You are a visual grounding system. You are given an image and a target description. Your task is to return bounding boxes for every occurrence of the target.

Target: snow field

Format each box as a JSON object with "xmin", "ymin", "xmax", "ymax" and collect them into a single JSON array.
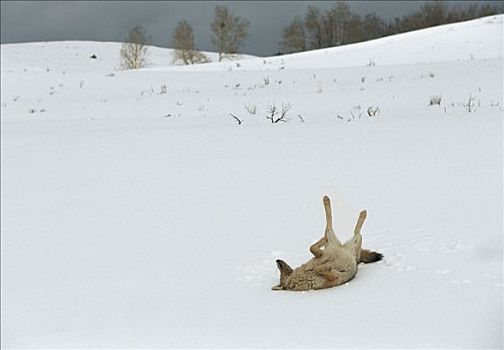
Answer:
[{"xmin": 1, "ymin": 15, "xmax": 503, "ymax": 348}]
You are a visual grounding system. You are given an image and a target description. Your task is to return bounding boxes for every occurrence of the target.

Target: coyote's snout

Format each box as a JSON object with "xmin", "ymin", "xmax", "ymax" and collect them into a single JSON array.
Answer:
[{"xmin": 272, "ymin": 196, "xmax": 382, "ymax": 291}]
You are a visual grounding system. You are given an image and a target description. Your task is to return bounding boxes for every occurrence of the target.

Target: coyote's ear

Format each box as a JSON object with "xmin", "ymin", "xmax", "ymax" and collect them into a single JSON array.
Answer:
[
  {"xmin": 275, "ymin": 259, "xmax": 293, "ymax": 290},
  {"xmin": 276, "ymin": 259, "xmax": 293, "ymax": 276}
]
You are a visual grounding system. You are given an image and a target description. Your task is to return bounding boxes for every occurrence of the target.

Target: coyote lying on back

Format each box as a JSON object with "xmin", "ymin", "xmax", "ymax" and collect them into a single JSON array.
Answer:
[{"xmin": 272, "ymin": 196, "xmax": 382, "ymax": 291}]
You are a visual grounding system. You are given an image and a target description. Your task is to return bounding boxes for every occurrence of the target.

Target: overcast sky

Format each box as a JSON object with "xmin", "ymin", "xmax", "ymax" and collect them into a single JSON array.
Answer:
[{"xmin": 1, "ymin": 1, "xmax": 499, "ymax": 56}]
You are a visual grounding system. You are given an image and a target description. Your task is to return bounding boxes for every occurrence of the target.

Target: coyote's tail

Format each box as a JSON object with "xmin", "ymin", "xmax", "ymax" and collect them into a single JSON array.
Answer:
[{"xmin": 359, "ymin": 249, "xmax": 383, "ymax": 263}]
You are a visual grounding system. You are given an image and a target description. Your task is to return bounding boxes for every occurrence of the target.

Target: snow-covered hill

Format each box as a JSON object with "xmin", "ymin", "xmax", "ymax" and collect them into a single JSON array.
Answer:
[
  {"xmin": 0, "ymin": 40, "xmax": 257, "ymax": 73},
  {"xmin": 1, "ymin": 15, "xmax": 503, "ymax": 348}
]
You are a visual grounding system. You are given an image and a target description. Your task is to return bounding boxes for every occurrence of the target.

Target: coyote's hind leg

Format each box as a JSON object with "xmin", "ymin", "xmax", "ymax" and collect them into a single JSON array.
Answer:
[
  {"xmin": 344, "ymin": 210, "xmax": 366, "ymax": 259},
  {"xmin": 354, "ymin": 210, "xmax": 367, "ymax": 236},
  {"xmin": 314, "ymin": 263, "xmax": 340, "ymax": 283},
  {"xmin": 319, "ymin": 271, "xmax": 339, "ymax": 282},
  {"xmin": 310, "ymin": 196, "xmax": 341, "ymax": 257},
  {"xmin": 323, "ymin": 196, "xmax": 341, "ymax": 245}
]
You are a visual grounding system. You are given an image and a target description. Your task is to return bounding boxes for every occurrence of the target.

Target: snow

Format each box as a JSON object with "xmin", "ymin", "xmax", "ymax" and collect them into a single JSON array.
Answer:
[{"xmin": 1, "ymin": 15, "xmax": 503, "ymax": 348}]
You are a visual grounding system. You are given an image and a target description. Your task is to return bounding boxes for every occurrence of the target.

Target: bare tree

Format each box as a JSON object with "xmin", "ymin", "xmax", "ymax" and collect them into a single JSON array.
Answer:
[
  {"xmin": 345, "ymin": 13, "xmax": 363, "ymax": 44},
  {"xmin": 120, "ymin": 25, "xmax": 150, "ymax": 70},
  {"xmin": 172, "ymin": 20, "xmax": 210, "ymax": 65},
  {"xmin": 324, "ymin": 1, "xmax": 352, "ymax": 46},
  {"xmin": 361, "ymin": 13, "xmax": 386, "ymax": 41},
  {"xmin": 304, "ymin": 5, "xmax": 324, "ymax": 49},
  {"xmin": 281, "ymin": 17, "xmax": 306, "ymax": 54},
  {"xmin": 210, "ymin": 6, "xmax": 249, "ymax": 61},
  {"xmin": 419, "ymin": 0, "xmax": 448, "ymax": 28}
]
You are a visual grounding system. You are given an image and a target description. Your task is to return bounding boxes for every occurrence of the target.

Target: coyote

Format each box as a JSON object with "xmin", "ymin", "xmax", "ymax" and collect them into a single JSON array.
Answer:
[{"xmin": 272, "ymin": 196, "xmax": 382, "ymax": 291}]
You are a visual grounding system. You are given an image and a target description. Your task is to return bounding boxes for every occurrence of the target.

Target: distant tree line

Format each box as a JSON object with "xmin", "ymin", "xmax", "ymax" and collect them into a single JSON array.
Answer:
[
  {"xmin": 281, "ymin": 0, "xmax": 503, "ymax": 54},
  {"xmin": 120, "ymin": 1, "xmax": 502, "ymax": 69}
]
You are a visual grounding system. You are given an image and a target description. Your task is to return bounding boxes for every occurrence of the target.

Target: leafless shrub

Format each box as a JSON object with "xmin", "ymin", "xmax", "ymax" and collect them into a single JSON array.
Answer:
[
  {"xmin": 350, "ymin": 109, "xmax": 362, "ymax": 120},
  {"xmin": 429, "ymin": 95, "xmax": 442, "ymax": 106},
  {"xmin": 367, "ymin": 59, "xmax": 376, "ymax": 67},
  {"xmin": 279, "ymin": 102, "xmax": 292, "ymax": 122},
  {"xmin": 159, "ymin": 85, "xmax": 168, "ymax": 95},
  {"xmin": 164, "ymin": 113, "xmax": 181, "ymax": 118},
  {"xmin": 230, "ymin": 113, "xmax": 243, "ymax": 125},
  {"xmin": 459, "ymin": 94, "xmax": 478, "ymax": 113},
  {"xmin": 266, "ymin": 102, "xmax": 291, "ymax": 123},
  {"xmin": 140, "ymin": 86, "xmax": 155, "ymax": 96},
  {"xmin": 244, "ymin": 103, "xmax": 257, "ymax": 115},
  {"xmin": 263, "ymin": 76, "xmax": 270, "ymax": 85},
  {"xmin": 266, "ymin": 103, "xmax": 278, "ymax": 122},
  {"xmin": 367, "ymin": 106, "xmax": 380, "ymax": 117}
]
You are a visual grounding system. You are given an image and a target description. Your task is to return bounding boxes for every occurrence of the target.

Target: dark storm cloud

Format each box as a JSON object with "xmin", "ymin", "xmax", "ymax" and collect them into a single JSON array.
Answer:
[{"xmin": 0, "ymin": 1, "xmax": 498, "ymax": 56}]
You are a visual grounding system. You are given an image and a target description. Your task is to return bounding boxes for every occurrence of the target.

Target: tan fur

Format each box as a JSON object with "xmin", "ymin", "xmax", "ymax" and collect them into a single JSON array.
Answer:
[{"xmin": 272, "ymin": 196, "xmax": 382, "ymax": 291}]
